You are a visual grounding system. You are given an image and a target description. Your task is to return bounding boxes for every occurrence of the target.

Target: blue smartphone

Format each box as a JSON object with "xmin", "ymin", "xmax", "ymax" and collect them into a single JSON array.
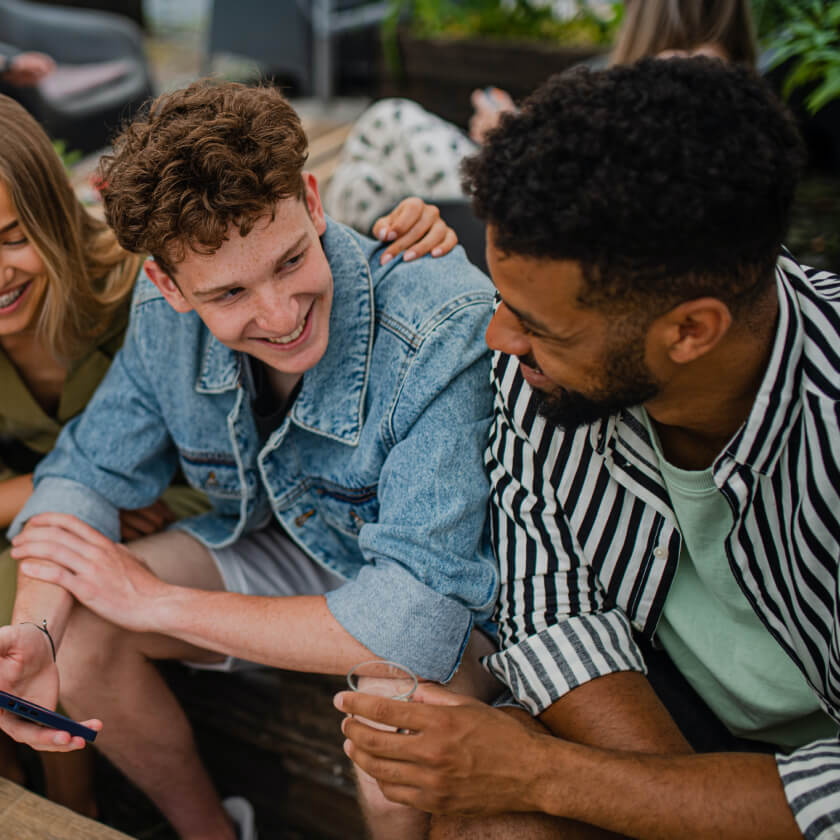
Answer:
[{"xmin": 0, "ymin": 689, "xmax": 97, "ymax": 742}]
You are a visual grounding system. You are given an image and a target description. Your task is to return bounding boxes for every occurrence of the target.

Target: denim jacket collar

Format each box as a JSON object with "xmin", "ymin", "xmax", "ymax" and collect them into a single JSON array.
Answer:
[{"xmin": 194, "ymin": 218, "xmax": 374, "ymax": 445}]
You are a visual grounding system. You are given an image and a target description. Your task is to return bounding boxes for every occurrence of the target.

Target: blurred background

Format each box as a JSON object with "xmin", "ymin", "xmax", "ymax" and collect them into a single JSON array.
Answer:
[{"xmin": 1, "ymin": 0, "xmax": 836, "ymax": 268}]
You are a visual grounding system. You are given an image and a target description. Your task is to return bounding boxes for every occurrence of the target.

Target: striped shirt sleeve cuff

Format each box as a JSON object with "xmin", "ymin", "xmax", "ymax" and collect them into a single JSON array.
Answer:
[
  {"xmin": 776, "ymin": 738, "xmax": 840, "ymax": 839},
  {"xmin": 483, "ymin": 608, "xmax": 646, "ymax": 714}
]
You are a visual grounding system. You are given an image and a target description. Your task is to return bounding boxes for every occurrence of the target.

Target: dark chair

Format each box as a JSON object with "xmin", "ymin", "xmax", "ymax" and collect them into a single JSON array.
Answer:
[
  {"xmin": 204, "ymin": 0, "xmax": 388, "ymax": 100},
  {"xmin": 0, "ymin": 0, "xmax": 153, "ymax": 153}
]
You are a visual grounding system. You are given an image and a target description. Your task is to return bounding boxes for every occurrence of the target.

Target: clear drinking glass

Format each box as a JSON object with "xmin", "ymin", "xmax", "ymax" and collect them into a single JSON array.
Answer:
[{"xmin": 346, "ymin": 659, "xmax": 418, "ymax": 731}]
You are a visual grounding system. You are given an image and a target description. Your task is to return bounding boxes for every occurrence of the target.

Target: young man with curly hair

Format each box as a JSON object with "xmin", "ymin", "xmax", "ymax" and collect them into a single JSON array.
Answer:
[
  {"xmin": 0, "ymin": 81, "xmax": 499, "ymax": 840},
  {"xmin": 337, "ymin": 58, "xmax": 840, "ymax": 839}
]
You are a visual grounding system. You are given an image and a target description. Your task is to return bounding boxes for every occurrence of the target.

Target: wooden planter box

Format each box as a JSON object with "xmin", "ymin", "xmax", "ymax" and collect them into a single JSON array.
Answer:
[{"xmin": 381, "ymin": 30, "xmax": 607, "ymax": 129}]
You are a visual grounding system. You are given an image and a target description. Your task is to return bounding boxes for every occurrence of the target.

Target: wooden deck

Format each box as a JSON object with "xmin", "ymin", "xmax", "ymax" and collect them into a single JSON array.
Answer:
[{"xmin": 0, "ymin": 777, "xmax": 134, "ymax": 840}]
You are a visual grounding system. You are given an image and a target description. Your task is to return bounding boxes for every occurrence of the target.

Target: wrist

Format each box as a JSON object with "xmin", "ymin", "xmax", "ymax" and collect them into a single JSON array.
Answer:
[
  {"xmin": 530, "ymin": 732, "xmax": 583, "ymax": 819},
  {"xmin": 18, "ymin": 620, "xmax": 57, "ymax": 663},
  {"xmin": 144, "ymin": 581, "xmax": 189, "ymax": 636}
]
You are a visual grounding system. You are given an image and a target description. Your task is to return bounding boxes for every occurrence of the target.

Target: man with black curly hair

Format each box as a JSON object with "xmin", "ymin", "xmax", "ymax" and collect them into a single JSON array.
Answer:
[{"xmin": 338, "ymin": 58, "xmax": 840, "ymax": 839}]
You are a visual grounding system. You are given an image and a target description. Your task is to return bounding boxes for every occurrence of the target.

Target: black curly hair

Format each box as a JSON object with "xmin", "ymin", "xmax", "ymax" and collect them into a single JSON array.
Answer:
[{"xmin": 462, "ymin": 57, "xmax": 805, "ymax": 317}]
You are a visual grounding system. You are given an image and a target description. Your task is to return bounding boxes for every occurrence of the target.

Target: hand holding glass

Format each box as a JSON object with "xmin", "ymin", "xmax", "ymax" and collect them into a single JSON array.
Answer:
[{"xmin": 346, "ymin": 659, "xmax": 417, "ymax": 731}]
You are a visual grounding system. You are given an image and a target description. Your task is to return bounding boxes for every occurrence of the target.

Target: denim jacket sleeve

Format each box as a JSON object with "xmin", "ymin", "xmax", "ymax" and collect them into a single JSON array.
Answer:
[
  {"xmin": 326, "ymin": 294, "xmax": 499, "ymax": 683},
  {"xmin": 9, "ymin": 306, "xmax": 179, "ymax": 541}
]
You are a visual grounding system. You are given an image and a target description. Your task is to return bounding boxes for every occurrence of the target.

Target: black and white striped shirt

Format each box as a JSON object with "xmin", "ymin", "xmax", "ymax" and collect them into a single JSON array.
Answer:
[{"xmin": 484, "ymin": 252, "xmax": 840, "ymax": 839}]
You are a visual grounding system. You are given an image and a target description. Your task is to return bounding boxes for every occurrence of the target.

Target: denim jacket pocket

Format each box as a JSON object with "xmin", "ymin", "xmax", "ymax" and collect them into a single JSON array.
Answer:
[
  {"xmin": 178, "ymin": 448, "xmax": 242, "ymax": 506},
  {"xmin": 314, "ymin": 481, "xmax": 379, "ymax": 538}
]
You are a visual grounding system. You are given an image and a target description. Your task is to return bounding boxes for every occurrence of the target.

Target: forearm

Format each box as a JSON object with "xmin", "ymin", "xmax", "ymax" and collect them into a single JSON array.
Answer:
[
  {"xmin": 0, "ymin": 473, "xmax": 33, "ymax": 528},
  {"xmin": 537, "ymin": 741, "xmax": 800, "ymax": 840},
  {"xmin": 154, "ymin": 588, "xmax": 375, "ymax": 673}
]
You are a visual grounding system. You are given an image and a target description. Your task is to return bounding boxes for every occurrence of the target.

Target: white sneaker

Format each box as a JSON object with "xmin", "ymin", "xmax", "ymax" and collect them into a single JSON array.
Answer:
[{"xmin": 223, "ymin": 796, "xmax": 258, "ymax": 840}]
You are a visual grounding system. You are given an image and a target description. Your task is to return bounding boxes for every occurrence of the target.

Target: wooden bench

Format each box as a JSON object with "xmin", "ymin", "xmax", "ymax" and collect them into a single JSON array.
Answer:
[{"xmin": 93, "ymin": 666, "xmax": 366, "ymax": 839}]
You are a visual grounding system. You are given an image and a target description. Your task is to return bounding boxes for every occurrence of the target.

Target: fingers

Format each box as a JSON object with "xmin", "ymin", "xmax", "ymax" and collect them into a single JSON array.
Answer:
[
  {"xmin": 341, "ymin": 715, "xmax": 417, "ymax": 760},
  {"xmin": 119, "ymin": 500, "xmax": 175, "ymax": 540},
  {"xmin": 22, "ymin": 513, "xmax": 114, "ymax": 551},
  {"xmin": 412, "ymin": 682, "xmax": 473, "ymax": 706},
  {"xmin": 382, "ymin": 208, "xmax": 457, "ymax": 265},
  {"xmin": 12, "ymin": 524, "xmax": 104, "ymax": 573},
  {"xmin": 373, "ymin": 196, "xmax": 424, "ymax": 243},
  {"xmin": 334, "ymin": 690, "xmax": 429, "ymax": 730},
  {"xmin": 0, "ymin": 710, "xmax": 92, "ymax": 753}
]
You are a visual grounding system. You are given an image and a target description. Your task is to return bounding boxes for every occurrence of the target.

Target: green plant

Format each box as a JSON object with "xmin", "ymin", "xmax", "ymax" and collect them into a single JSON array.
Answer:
[
  {"xmin": 755, "ymin": 0, "xmax": 840, "ymax": 114},
  {"xmin": 52, "ymin": 139, "xmax": 83, "ymax": 173},
  {"xmin": 383, "ymin": 0, "xmax": 622, "ymax": 72}
]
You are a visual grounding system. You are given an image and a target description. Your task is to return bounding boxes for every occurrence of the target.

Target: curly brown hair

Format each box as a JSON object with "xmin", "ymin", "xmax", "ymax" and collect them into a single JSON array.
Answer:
[{"xmin": 99, "ymin": 80, "xmax": 309, "ymax": 275}]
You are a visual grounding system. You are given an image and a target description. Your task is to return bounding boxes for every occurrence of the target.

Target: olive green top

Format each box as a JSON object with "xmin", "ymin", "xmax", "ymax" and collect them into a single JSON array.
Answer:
[{"xmin": 0, "ymin": 302, "xmax": 130, "ymax": 471}]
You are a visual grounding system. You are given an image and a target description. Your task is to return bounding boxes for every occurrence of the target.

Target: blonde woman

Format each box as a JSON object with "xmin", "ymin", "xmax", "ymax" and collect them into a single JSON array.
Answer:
[
  {"xmin": 0, "ymin": 92, "xmax": 455, "ymax": 816},
  {"xmin": 326, "ymin": 0, "xmax": 758, "ymax": 233}
]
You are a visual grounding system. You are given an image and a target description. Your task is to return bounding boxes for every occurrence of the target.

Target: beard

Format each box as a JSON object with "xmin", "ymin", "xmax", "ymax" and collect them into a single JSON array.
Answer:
[{"xmin": 527, "ymin": 336, "xmax": 660, "ymax": 431}]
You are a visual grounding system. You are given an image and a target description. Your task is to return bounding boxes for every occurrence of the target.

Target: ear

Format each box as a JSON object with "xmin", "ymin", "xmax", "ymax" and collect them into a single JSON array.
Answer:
[
  {"xmin": 654, "ymin": 298, "xmax": 733, "ymax": 365},
  {"xmin": 302, "ymin": 171, "xmax": 327, "ymax": 236},
  {"xmin": 144, "ymin": 259, "xmax": 193, "ymax": 314}
]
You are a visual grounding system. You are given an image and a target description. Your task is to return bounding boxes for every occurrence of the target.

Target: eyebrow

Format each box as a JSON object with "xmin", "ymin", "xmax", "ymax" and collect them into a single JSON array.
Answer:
[
  {"xmin": 502, "ymin": 298, "xmax": 555, "ymax": 334},
  {"xmin": 192, "ymin": 233, "xmax": 309, "ymax": 300},
  {"xmin": 0, "ymin": 220, "xmax": 20, "ymax": 235}
]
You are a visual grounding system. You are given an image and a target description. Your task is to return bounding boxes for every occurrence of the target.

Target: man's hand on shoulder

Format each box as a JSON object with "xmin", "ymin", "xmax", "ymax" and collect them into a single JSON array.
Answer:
[
  {"xmin": 12, "ymin": 513, "xmax": 171, "ymax": 634},
  {"xmin": 372, "ymin": 197, "xmax": 457, "ymax": 266}
]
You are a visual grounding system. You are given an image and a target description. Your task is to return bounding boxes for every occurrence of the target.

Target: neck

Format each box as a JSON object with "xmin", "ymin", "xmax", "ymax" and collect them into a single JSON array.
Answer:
[
  {"xmin": 0, "ymin": 329, "xmax": 67, "ymax": 413},
  {"xmin": 648, "ymin": 294, "xmax": 779, "ymax": 470},
  {"xmin": 264, "ymin": 365, "xmax": 303, "ymax": 406}
]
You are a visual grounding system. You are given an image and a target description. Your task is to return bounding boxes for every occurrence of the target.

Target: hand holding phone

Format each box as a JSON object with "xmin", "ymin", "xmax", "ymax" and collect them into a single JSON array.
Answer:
[{"xmin": 0, "ymin": 689, "xmax": 97, "ymax": 742}]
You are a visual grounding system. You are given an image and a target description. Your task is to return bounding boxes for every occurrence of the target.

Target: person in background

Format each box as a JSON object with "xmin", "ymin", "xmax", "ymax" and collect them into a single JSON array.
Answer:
[
  {"xmin": 0, "ymin": 47, "xmax": 53, "ymax": 88},
  {"xmin": 325, "ymin": 0, "xmax": 757, "ymax": 234},
  {"xmin": 0, "ymin": 90, "xmax": 456, "ymax": 823}
]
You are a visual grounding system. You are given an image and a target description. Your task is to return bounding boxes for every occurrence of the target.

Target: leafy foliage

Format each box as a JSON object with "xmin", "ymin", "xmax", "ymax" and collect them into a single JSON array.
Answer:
[
  {"xmin": 385, "ymin": 0, "xmax": 621, "ymax": 48},
  {"xmin": 755, "ymin": 0, "xmax": 840, "ymax": 114},
  {"xmin": 52, "ymin": 139, "xmax": 82, "ymax": 172}
]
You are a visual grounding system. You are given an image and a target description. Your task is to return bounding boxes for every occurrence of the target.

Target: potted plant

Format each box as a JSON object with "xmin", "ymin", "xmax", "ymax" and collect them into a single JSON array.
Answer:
[{"xmin": 381, "ymin": 0, "xmax": 621, "ymax": 128}]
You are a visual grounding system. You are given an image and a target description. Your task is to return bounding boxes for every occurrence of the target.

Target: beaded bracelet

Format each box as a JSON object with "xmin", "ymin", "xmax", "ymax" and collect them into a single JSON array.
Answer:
[{"xmin": 19, "ymin": 619, "xmax": 57, "ymax": 662}]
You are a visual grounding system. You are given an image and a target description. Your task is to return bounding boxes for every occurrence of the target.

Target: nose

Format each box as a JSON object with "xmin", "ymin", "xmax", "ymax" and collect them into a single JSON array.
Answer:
[
  {"xmin": 253, "ymin": 285, "xmax": 303, "ymax": 335},
  {"xmin": 485, "ymin": 303, "xmax": 531, "ymax": 357}
]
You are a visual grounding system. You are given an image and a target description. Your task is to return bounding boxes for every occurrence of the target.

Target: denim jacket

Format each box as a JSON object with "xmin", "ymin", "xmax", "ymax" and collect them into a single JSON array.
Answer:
[{"xmin": 12, "ymin": 219, "xmax": 498, "ymax": 681}]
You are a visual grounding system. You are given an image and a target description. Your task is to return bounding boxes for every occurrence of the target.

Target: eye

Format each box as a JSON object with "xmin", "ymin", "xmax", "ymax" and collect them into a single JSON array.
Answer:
[
  {"xmin": 218, "ymin": 287, "xmax": 244, "ymax": 302},
  {"xmin": 2, "ymin": 236, "xmax": 27, "ymax": 247},
  {"xmin": 281, "ymin": 252, "xmax": 304, "ymax": 271}
]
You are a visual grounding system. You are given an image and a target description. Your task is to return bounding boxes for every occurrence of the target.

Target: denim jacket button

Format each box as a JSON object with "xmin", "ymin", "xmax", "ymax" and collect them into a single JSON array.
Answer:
[{"xmin": 294, "ymin": 509, "xmax": 316, "ymax": 527}]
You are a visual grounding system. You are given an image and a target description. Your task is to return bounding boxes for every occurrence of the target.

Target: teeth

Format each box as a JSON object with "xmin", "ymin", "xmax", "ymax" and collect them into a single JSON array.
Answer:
[
  {"xmin": 266, "ymin": 315, "xmax": 306, "ymax": 345},
  {"xmin": 0, "ymin": 284, "xmax": 26, "ymax": 309}
]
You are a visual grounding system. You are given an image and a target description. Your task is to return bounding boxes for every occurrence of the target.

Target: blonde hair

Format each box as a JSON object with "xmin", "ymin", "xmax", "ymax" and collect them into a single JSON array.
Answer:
[
  {"xmin": 0, "ymin": 95, "xmax": 142, "ymax": 361},
  {"xmin": 611, "ymin": 0, "xmax": 757, "ymax": 68}
]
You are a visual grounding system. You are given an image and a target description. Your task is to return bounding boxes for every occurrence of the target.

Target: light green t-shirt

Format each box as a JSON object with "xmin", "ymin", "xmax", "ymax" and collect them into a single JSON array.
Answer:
[{"xmin": 642, "ymin": 410, "xmax": 836, "ymax": 750}]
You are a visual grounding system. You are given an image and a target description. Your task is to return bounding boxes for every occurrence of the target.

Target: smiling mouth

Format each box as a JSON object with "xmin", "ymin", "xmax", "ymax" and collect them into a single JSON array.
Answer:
[
  {"xmin": 264, "ymin": 308, "xmax": 310, "ymax": 345},
  {"xmin": 519, "ymin": 354, "xmax": 543, "ymax": 374},
  {"xmin": 0, "ymin": 281, "xmax": 30, "ymax": 309}
]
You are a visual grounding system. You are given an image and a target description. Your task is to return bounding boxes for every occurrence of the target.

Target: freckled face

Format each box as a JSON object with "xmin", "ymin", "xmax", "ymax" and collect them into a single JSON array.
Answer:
[
  {"xmin": 156, "ymin": 175, "xmax": 333, "ymax": 382},
  {"xmin": 483, "ymin": 227, "xmax": 660, "ymax": 429},
  {"xmin": 0, "ymin": 182, "xmax": 48, "ymax": 337}
]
